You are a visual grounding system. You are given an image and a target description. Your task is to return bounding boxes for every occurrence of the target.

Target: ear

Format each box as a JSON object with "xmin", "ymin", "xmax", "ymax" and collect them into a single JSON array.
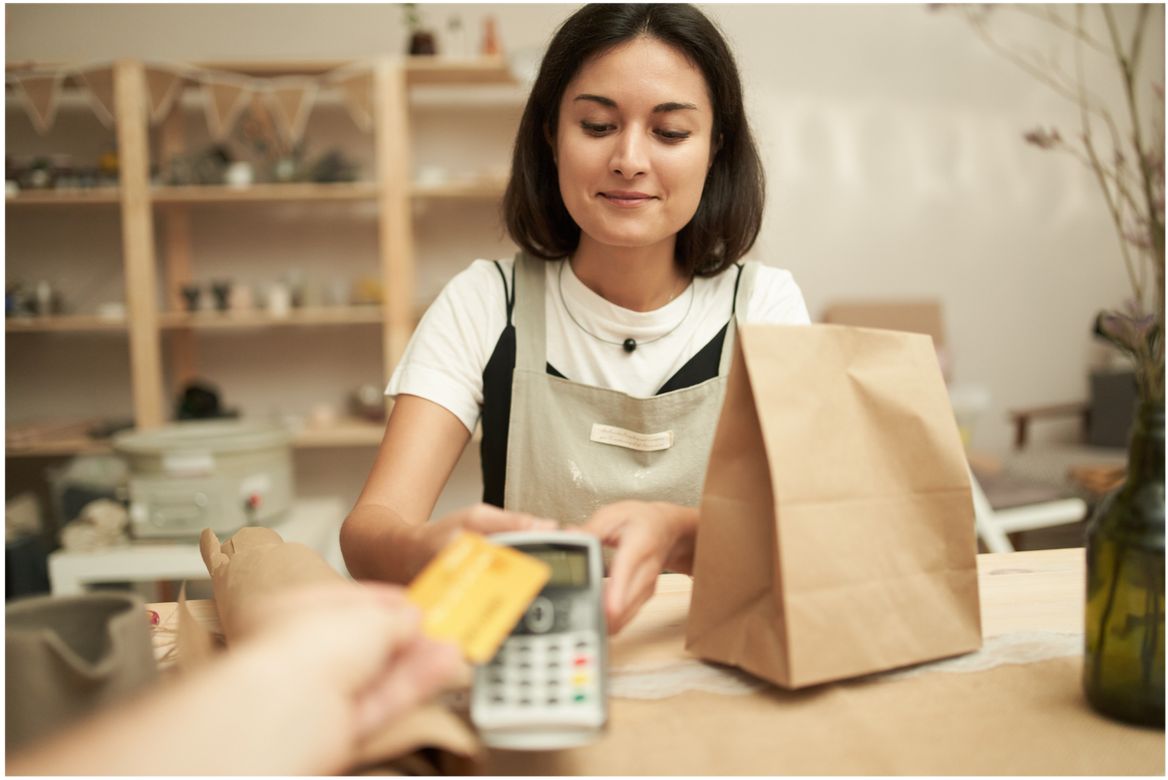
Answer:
[{"xmin": 544, "ymin": 122, "xmax": 558, "ymax": 165}]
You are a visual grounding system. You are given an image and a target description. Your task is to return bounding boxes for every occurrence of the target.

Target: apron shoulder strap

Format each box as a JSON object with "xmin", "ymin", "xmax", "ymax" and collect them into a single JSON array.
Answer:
[
  {"xmin": 719, "ymin": 261, "xmax": 762, "ymax": 376},
  {"xmin": 492, "ymin": 260, "xmax": 515, "ymax": 324},
  {"xmin": 512, "ymin": 251, "xmax": 547, "ymax": 372}
]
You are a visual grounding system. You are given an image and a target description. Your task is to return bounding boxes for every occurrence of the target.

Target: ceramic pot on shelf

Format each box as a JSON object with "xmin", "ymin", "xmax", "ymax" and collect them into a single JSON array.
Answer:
[{"xmin": 1083, "ymin": 400, "xmax": 1165, "ymax": 728}]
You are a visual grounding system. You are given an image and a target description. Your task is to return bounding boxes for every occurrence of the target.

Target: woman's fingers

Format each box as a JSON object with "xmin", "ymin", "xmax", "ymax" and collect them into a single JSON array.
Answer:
[
  {"xmin": 458, "ymin": 504, "xmax": 559, "ymax": 535},
  {"xmin": 589, "ymin": 503, "xmax": 673, "ymax": 633},
  {"xmin": 606, "ymin": 545, "xmax": 664, "ymax": 633}
]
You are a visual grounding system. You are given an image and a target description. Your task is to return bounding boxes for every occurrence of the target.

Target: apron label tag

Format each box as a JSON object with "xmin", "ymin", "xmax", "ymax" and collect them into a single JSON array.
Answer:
[{"xmin": 590, "ymin": 424, "xmax": 674, "ymax": 452}]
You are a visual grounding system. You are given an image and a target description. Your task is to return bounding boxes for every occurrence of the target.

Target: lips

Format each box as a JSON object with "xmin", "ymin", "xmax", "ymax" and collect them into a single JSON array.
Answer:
[
  {"xmin": 602, "ymin": 190, "xmax": 658, "ymax": 199},
  {"xmin": 599, "ymin": 190, "xmax": 656, "ymax": 207}
]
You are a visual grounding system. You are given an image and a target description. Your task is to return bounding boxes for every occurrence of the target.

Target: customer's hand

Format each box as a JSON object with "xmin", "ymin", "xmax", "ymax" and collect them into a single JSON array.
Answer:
[
  {"xmin": 8, "ymin": 581, "xmax": 463, "ymax": 777},
  {"xmin": 237, "ymin": 581, "xmax": 464, "ymax": 756},
  {"xmin": 578, "ymin": 501, "xmax": 699, "ymax": 634},
  {"xmin": 406, "ymin": 504, "xmax": 558, "ymax": 581}
]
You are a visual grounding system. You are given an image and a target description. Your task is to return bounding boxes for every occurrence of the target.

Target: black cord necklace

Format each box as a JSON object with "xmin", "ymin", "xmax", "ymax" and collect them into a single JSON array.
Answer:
[{"xmin": 558, "ymin": 261, "xmax": 695, "ymax": 353}]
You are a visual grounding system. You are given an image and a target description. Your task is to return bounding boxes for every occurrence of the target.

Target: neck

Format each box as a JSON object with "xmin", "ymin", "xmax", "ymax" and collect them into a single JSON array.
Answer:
[{"xmin": 570, "ymin": 236, "xmax": 687, "ymax": 312}]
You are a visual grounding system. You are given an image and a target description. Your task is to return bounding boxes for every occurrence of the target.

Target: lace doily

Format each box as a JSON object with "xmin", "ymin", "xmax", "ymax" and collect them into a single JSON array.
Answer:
[{"xmin": 609, "ymin": 629, "xmax": 1083, "ymax": 699}]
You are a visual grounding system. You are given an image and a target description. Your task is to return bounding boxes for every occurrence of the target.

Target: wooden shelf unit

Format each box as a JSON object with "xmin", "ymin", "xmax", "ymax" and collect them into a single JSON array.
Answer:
[
  {"xmin": 151, "ymin": 182, "xmax": 380, "ymax": 203},
  {"xmin": 5, "ymin": 415, "xmax": 388, "ymax": 455},
  {"xmin": 6, "ymin": 314, "xmax": 128, "ymax": 332},
  {"xmin": 411, "ymin": 176, "xmax": 509, "ymax": 199},
  {"xmin": 6, "ymin": 188, "xmax": 122, "ymax": 204},
  {"xmin": 158, "ymin": 306, "xmax": 383, "ymax": 329},
  {"xmin": 6, "ymin": 56, "xmax": 518, "ymax": 457}
]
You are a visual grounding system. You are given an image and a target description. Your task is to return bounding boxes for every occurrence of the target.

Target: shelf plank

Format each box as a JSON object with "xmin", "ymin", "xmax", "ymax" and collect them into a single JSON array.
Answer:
[
  {"xmin": 6, "ymin": 416, "xmax": 386, "ymax": 457},
  {"xmin": 6, "ymin": 314, "xmax": 128, "ymax": 332},
  {"xmin": 159, "ymin": 306, "xmax": 383, "ymax": 329},
  {"xmin": 5, "ymin": 420, "xmax": 114, "ymax": 457},
  {"xmin": 6, "ymin": 188, "xmax": 121, "ymax": 204},
  {"xmin": 152, "ymin": 182, "xmax": 380, "ymax": 203},
  {"xmin": 5, "ymin": 436, "xmax": 114, "ymax": 457},
  {"xmin": 411, "ymin": 177, "xmax": 508, "ymax": 199},
  {"xmin": 405, "ymin": 56, "xmax": 517, "ymax": 86},
  {"xmin": 294, "ymin": 417, "xmax": 385, "ymax": 448},
  {"xmin": 187, "ymin": 59, "xmax": 364, "ymax": 77}
]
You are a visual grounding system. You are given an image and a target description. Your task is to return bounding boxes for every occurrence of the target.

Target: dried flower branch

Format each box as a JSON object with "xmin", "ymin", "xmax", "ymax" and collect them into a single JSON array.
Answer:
[{"xmin": 939, "ymin": 3, "xmax": 1166, "ymax": 403}]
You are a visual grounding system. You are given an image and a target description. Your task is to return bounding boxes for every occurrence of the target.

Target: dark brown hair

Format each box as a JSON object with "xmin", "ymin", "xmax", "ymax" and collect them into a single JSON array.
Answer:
[{"xmin": 503, "ymin": 3, "xmax": 765, "ymax": 277}]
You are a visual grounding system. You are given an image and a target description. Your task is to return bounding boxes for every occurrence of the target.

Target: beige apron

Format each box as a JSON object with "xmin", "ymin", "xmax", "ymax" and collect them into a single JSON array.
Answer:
[{"xmin": 503, "ymin": 252, "xmax": 759, "ymax": 526}]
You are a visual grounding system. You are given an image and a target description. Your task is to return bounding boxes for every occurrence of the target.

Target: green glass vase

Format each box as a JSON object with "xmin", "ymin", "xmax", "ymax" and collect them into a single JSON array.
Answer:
[{"xmin": 1083, "ymin": 401, "xmax": 1165, "ymax": 728}]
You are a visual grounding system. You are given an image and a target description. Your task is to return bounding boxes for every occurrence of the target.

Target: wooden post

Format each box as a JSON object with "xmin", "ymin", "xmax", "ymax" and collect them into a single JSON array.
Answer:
[
  {"xmin": 114, "ymin": 59, "xmax": 165, "ymax": 428},
  {"xmin": 159, "ymin": 107, "xmax": 198, "ymax": 390},
  {"xmin": 373, "ymin": 57, "xmax": 414, "ymax": 414}
]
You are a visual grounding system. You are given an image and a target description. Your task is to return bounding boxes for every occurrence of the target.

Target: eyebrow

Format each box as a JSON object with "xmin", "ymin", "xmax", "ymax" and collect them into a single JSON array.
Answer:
[{"xmin": 572, "ymin": 94, "xmax": 699, "ymax": 113}]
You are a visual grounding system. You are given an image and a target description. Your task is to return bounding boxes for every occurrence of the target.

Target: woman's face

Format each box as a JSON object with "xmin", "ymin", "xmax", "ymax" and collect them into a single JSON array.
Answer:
[{"xmin": 551, "ymin": 36, "xmax": 716, "ymax": 258}]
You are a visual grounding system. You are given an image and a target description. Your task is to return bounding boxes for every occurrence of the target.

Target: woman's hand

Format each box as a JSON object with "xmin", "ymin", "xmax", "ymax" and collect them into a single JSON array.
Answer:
[
  {"xmin": 406, "ymin": 504, "xmax": 558, "ymax": 582},
  {"xmin": 342, "ymin": 395, "xmax": 559, "ymax": 584},
  {"xmin": 577, "ymin": 501, "xmax": 699, "ymax": 634}
]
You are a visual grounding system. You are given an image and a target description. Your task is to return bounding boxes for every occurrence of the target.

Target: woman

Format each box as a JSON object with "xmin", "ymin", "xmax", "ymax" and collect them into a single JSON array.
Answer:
[{"xmin": 341, "ymin": 3, "xmax": 809, "ymax": 634}]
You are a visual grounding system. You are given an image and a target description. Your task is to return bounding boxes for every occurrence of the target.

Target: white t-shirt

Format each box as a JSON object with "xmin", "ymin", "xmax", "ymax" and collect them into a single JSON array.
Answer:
[{"xmin": 388, "ymin": 257, "xmax": 811, "ymax": 434}]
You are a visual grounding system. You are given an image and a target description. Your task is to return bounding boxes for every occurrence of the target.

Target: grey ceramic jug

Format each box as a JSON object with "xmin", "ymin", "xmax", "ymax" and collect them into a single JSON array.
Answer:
[{"xmin": 6, "ymin": 592, "xmax": 158, "ymax": 752}]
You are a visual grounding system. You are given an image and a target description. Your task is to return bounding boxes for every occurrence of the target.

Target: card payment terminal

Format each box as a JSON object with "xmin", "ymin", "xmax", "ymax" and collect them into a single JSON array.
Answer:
[{"xmin": 470, "ymin": 531, "xmax": 608, "ymax": 750}]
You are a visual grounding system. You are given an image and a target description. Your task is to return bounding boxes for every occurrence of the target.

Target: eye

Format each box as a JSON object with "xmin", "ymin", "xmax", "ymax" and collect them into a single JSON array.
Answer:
[
  {"xmin": 657, "ymin": 129, "xmax": 692, "ymax": 141},
  {"xmin": 580, "ymin": 121, "xmax": 614, "ymax": 136}
]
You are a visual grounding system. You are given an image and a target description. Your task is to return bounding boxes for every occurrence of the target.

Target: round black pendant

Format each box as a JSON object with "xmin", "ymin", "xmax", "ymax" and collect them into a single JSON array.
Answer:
[{"xmin": 622, "ymin": 338, "xmax": 637, "ymax": 353}]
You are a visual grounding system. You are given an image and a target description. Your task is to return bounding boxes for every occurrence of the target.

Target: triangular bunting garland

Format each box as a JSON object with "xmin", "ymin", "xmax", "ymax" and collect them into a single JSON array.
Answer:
[
  {"xmin": 267, "ymin": 80, "xmax": 318, "ymax": 145},
  {"xmin": 14, "ymin": 73, "xmax": 64, "ymax": 134},
  {"xmin": 78, "ymin": 67, "xmax": 116, "ymax": 128},
  {"xmin": 202, "ymin": 77, "xmax": 252, "ymax": 141},
  {"xmin": 144, "ymin": 67, "xmax": 185, "ymax": 125},
  {"xmin": 8, "ymin": 60, "xmax": 377, "ymax": 139},
  {"xmin": 332, "ymin": 70, "xmax": 373, "ymax": 133}
]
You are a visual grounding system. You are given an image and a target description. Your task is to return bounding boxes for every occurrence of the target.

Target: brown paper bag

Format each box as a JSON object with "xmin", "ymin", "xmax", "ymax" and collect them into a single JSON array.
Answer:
[{"xmin": 685, "ymin": 324, "xmax": 982, "ymax": 689}]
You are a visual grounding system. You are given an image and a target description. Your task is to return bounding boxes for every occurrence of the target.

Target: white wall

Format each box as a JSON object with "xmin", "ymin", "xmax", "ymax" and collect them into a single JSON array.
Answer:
[{"xmin": 7, "ymin": 3, "xmax": 1162, "ymax": 511}]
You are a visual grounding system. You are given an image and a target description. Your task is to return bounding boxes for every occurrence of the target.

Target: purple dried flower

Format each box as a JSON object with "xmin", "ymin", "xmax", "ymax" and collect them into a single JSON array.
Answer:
[
  {"xmin": 1096, "ymin": 312, "xmax": 1138, "ymax": 352},
  {"xmin": 1024, "ymin": 127, "xmax": 1062, "ymax": 149}
]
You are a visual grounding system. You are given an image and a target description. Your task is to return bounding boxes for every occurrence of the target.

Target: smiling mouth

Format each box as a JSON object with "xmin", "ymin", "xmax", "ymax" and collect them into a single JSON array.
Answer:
[{"xmin": 599, "ymin": 192, "xmax": 656, "ymax": 206}]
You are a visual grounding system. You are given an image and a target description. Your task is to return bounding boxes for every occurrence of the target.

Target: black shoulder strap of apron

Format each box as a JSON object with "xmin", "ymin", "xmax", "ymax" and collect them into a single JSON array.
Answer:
[
  {"xmin": 494, "ymin": 260, "xmax": 515, "ymax": 323},
  {"xmin": 656, "ymin": 263, "xmax": 745, "ymax": 395},
  {"xmin": 480, "ymin": 260, "xmax": 518, "ymax": 508}
]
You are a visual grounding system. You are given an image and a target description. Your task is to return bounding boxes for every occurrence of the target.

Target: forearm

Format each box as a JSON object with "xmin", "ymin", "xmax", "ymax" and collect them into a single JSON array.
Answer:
[
  {"xmin": 9, "ymin": 642, "xmax": 352, "ymax": 776},
  {"xmin": 340, "ymin": 503, "xmax": 429, "ymax": 585}
]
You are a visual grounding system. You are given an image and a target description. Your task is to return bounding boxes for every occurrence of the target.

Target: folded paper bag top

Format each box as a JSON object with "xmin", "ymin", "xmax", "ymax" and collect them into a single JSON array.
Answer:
[
  {"xmin": 199, "ymin": 526, "xmax": 347, "ymax": 644},
  {"xmin": 685, "ymin": 324, "xmax": 983, "ymax": 689}
]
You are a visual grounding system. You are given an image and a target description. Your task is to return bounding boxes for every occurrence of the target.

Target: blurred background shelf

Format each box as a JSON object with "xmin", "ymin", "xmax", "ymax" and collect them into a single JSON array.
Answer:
[
  {"xmin": 7, "ymin": 315, "xmax": 128, "ymax": 332},
  {"xmin": 5, "ymin": 416, "xmax": 386, "ymax": 455},
  {"xmin": 292, "ymin": 416, "xmax": 385, "ymax": 448},
  {"xmin": 404, "ymin": 55, "xmax": 515, "ymax": 85},
  {"xmin": 6, "ymin": 187, "xmax": 121, "ymax": 204},
  {"xmin": 5, "ymin": 420, "xmax": 116, "ymax": 457},
  {"xmin": 151, "ymin": 182, "xmax": 380, "ymax": 203},
  {"xmin": 158, "ymin": 306, "xmax": 383, "ymax": 329},
  {"xmin": 411, "ymin": 176, "xmax": 508, "ymax": 199}
]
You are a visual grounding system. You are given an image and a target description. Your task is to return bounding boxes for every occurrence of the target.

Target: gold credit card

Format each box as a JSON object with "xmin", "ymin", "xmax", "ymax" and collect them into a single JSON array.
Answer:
[{"xmin": 406, "ymin": 531, "xmax": 552, "ymax": 664}]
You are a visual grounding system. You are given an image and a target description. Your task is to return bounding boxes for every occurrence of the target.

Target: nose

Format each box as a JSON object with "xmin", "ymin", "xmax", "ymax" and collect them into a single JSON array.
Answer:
[{"xmin": 610, "ymin": 130, "xmax": 648, "ymax": 179}]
